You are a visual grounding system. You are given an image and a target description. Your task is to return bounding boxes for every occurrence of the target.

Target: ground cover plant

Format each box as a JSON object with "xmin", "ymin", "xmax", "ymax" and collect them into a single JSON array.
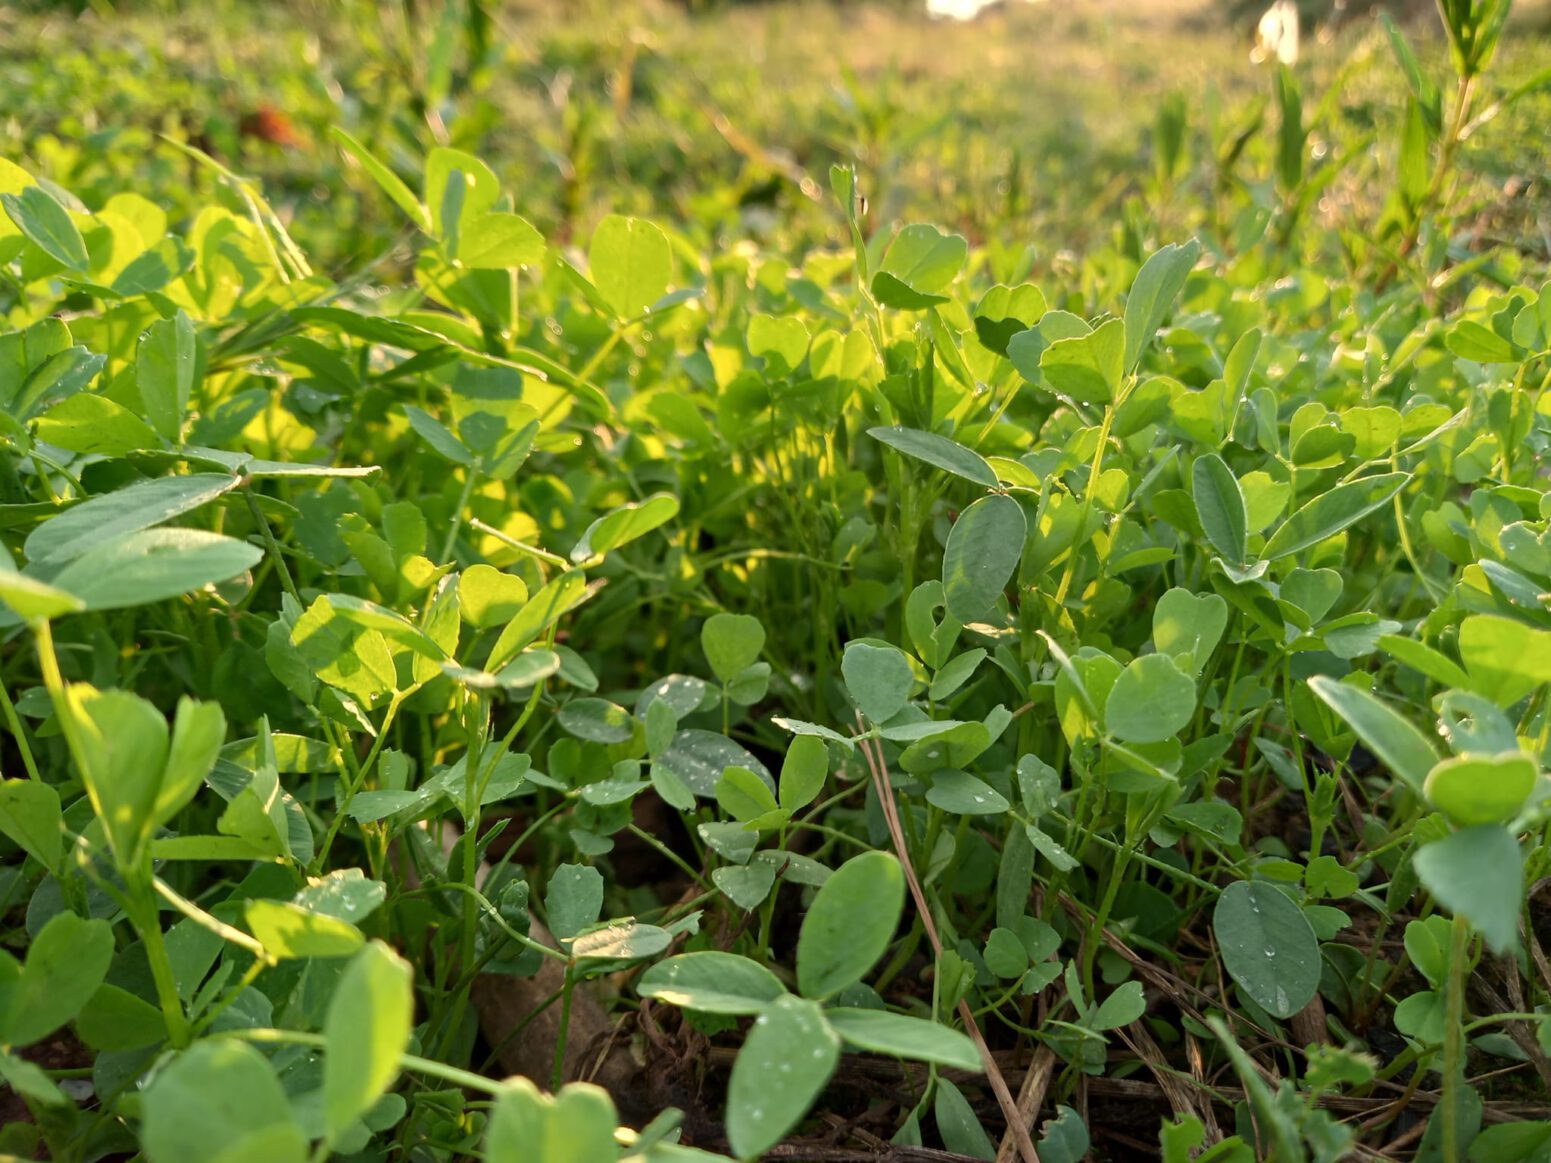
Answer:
[{"xmin": 2, "ymin": 0, "xmax": 1551, "ymax": 1159}]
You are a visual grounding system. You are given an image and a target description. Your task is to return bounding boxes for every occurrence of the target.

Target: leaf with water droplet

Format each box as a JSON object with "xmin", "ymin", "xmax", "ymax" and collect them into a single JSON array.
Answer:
[
  {"xmin": 1212, "ymin": 880, "xmax": 1320, "ymax": 1019},
  {"xmin": 725, "ymin": 996, "xmax": 838, "ymax": 1159}
]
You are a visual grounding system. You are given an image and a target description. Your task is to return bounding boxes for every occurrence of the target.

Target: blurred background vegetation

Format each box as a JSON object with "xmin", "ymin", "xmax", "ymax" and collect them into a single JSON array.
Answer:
[{"xmin": 2, "ymin": 0, "xmax": 1548, "ymax": 278}]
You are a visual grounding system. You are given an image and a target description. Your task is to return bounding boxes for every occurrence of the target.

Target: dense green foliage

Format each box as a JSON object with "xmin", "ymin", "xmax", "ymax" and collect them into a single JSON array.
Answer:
[{"xmin": 2, "ymin": 1, "xmax": 1551, "ymax": 1160}]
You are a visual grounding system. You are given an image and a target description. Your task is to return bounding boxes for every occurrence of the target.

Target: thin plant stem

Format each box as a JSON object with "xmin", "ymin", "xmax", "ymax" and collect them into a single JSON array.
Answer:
[{"xmin": 854, "ymin": 717, "xmax": 1042, "ymax": 1163}]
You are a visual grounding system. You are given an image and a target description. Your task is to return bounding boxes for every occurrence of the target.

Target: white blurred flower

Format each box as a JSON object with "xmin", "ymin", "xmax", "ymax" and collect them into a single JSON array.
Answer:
[
  {"xmin": 1251, "ymin": 0, "xmax": 1300, "ymax": 65},
  {"xmin": 927, "ymin": 0, "xmax": 995, "ymax": 18}
]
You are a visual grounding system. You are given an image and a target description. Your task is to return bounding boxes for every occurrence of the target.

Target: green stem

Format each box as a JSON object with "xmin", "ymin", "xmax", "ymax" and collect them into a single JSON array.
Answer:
[
  {"xmin": 440, "ymin": 468, "xmax": 481, "ymax": 564},
  {"xmin": 1053, "ymin": 400, "xmax": 1118, "ymax": 608},
  {"xmin": 312, "ymin": 693, "xmax": 406, "ymax": 874},
  {"xmin": 551, "ymin": 964, "xmax": 576, "ymax": 1091},
  {"xmin": 1441, "ymin": 911, "xmax": 1470, "ymax": 1163},
  {"xmin": 131, "ymin": 874, "xmax": 193, "ymax": 1048},
  {"xmin": 0, "ymin": 678, "xmax": 41, "ymax": 781},
  {"xmin": 230, "ymin": 1028, "xmax": 514, "ymax": 1096}
]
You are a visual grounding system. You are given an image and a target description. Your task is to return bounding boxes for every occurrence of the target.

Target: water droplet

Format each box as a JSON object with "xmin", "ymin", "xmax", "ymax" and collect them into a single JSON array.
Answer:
[{"xmin": 1263, "ymin": 945, "xmax": 1276, "ymax": 959}]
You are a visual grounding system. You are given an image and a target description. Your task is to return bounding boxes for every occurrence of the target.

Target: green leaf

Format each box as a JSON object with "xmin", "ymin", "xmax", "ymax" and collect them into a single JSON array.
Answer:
[
  {"xmin": 1152, "ymin": 588, "xmax": 1228, "ymax": 676},
  {"xmin": 713, "ymin": 861, "xmax": 777, "ymax": 910},
  {"xmin": 796, "ymin": 850, "xmax": 903, "ymax": 999},
  {"xmin": 868, "ymin": 426, "xmax": 997, "ymax": 488},
  {"xmin": 930, "ymin": 648, "xmax": 986, "ymax": 700},
  {"xmin": 246, "ymin": 899, "xmax": 365, "ymax": 959},
  {"xmin": 926, "ymin": 770, "xmax": 1010, "ymax": 815},
  {"xmin": 841, "ymin": 641, "xmax": 915, "ymax": 724},
  {"xmin": 1414, "ymin": 825, "xmax": 1523, "ymax": 954},
  {"xmin": 137, "ymin": 310, "xmax": 196, "ymax": 443},
  {"xmin": 24, "ymin": 472, "xmax": 239, "ymax": 565},
  {"xmin": 49, "ymin": 528, "xmax": 260, "ymax": 611},
  {"xmin": 12, "ymin": 344, "xmax": 105, "ymax": 419},
  {"xmin": 725, "ymin": 995, "xmax": 839, "ymax": 1159},
  {"xmin": 1123, "ymin": 240, "xmax": 1200, "ymax": 371},
  {"xmin": 1457, "ymin": 615, "xmax": 1551, "ymax": 707},
  {"xmin": 1379, "ymin": 635, "xmax": 1472, "ymax": 689},
  {"xmin": 1040, "ymin": 318, "xmax": 1125, "ymax": 404},
  {"xmin": 293, "ymin": 869, "xmax": 387, "ymax": 924},
  {"xmin": 825, "ymin": 1008, "xmax": 981, "ymax": 1070},
  {"xmin": 459, "ymin": 564, "xmax": 527, "ymax": 629},
  {"xmin": 1467, "ymin": 1123, "xmax": 1551, "ymax": 1163},
  {"xmin": 702, "ymin": 613, "xmax": 766, "ymax": 684},
  {"xmin": 936, "ymin": 1077, "xmax": 997, "ymax": 1160},
  {"xmin": 326, "ymin": 593, "xmax": 447, "ymax": 659},
  {"xmin": 323, "ymin": 942, "xmax": 414, "ymax": 1143},
  {"xmin": 0, "ymin": 568, "xmax": 83, "ymax": 619},
  {"xmin": 485, "ymin": 570, "xmax": 591, "ymax": 671},
  {"xmin": 1307, "ymin": 675, "xmax": 1438, "ymax": 793},
  {"xmin": 142, "ymin": 1040, "xmax": 307, "ymax": 1163},
  {"xmin": 1091, "ymin": 980, "xmax": 1146, "ymax": 1030},
  {"xmin": 748, "ymin": 313, "xmax": 810, "ymax": 372},
  {"xmin": 1037, "ymin": 1106, "xmax": 1092, "ymax": 1163},
  {"xmin": 402, "ymin": 404, "xmax": 474, "ymax": 466},
  {"xmin": 546, "ymin": 863, "xmax": 604, "ymax": 940},
  {"xmin": 717, "ymin": 765, "xmax": 779, "ymax": 822},
  {"xmin": 424, "ymin": 148, "xmax": 499, "ymax": 240},
  {"xmin": 570, "ymin": 920, "xmax": 672, "ymax": 962},
  {"xmin": 75, "ymin": 983, "xmax": 166, "ymax": 1051},
  {"xmin": 588, "ymin": 214, "xmax": 672, "ymax": 319},
  {"xmin": 1, "ymin": 186, "xmax": 88, "ymax": 271},
  {"xmin": 1262, "ymin": 473, "xmax": 1409, "ymax": 559},
  {"xmin": 458, "ymin": 211, "xmax": 544, "ymax": 269},
  {"xmin": 0, "ymin": 778, "xmax": 62, "ymax": 873},
  {"xmin": 154, "ymin": 696, "xmax": 225, "ymax": 826},
  {"xmin": 331, "ymin": 127, "xmax": 431, "ymax": 232},
  {"xmin": 291, "ymin": 596, "xmax": 399, "ymax": 707},
  {"xmin": 1445, "ymin": 320, "xmax": 1518, "ymax": 364},
  {"xmin": 0, "ymin": 910, "xmax": 113, "ymax": 1045},
  {"xmin": 943, "ymin": 493, "xmax": 1026, "ymax": 623},
  {"xmin": 571, "ymin": 492, "xmax": 679, "ymax": 562},
  {"xmin": 70, "ymin": 686, "xmax": 168, "ymax": 864},
  {"xmin": 485, "ymin": 1079, "xmax": 618, "ymax": 1163},
  {"xmin": 1192, "ymin": 454, "xmax": 1248, "ymax": 566},
  {"xmin": 32, "ymin": 392, "xmax": 161, "ymax": 456},
  {"xmin": 974, "ymin": 283, "xmax": 1048, "ymax": 354},
  {"xmin": 871, "ymin": 224, "xmax": 967, "ymax": 309},
  {"xmin": 1213, "ymin": 880, "xmax": 1321, "ymax": 1019},
  {"xmin": 558, "ymin": 698, "xmax": 636, "ymax": 744},
  {"xmin": 1424, "ymin": 753, "xmax": 1537, "ymax": 827},
  {"xmin": 658, "ymin": 729, "xmax": 773, "ymax": 798},
  {"xmin": 0, "ymin": 1049, "xmax": 65, "ymax": 1106},
  {"xmin": 1104, "ymin": 654, "xmax": 1197, "ymax": 744},
  {"xmin": 778, "ymin": 734, "xmax": 829, "ymax": 812},
  {"xmin": 638, "ymin": 952, "xmax": 787, "ymax": 1015},
  {"xmin": 635, "ymin": 955, "xmax": 787, "ymax": 1017}
]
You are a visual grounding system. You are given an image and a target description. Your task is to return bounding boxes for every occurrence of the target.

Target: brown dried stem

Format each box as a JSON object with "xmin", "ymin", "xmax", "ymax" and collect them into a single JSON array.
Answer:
[{"xmin": 854, "ymin": 717, "xmax": 1042, "ymax": 1163}]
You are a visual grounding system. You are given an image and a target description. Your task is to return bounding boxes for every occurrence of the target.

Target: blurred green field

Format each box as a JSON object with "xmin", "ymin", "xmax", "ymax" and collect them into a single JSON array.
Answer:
[{"xmin": 4, "ymin": 0, "xmax": 1547, "ymax": 272}]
